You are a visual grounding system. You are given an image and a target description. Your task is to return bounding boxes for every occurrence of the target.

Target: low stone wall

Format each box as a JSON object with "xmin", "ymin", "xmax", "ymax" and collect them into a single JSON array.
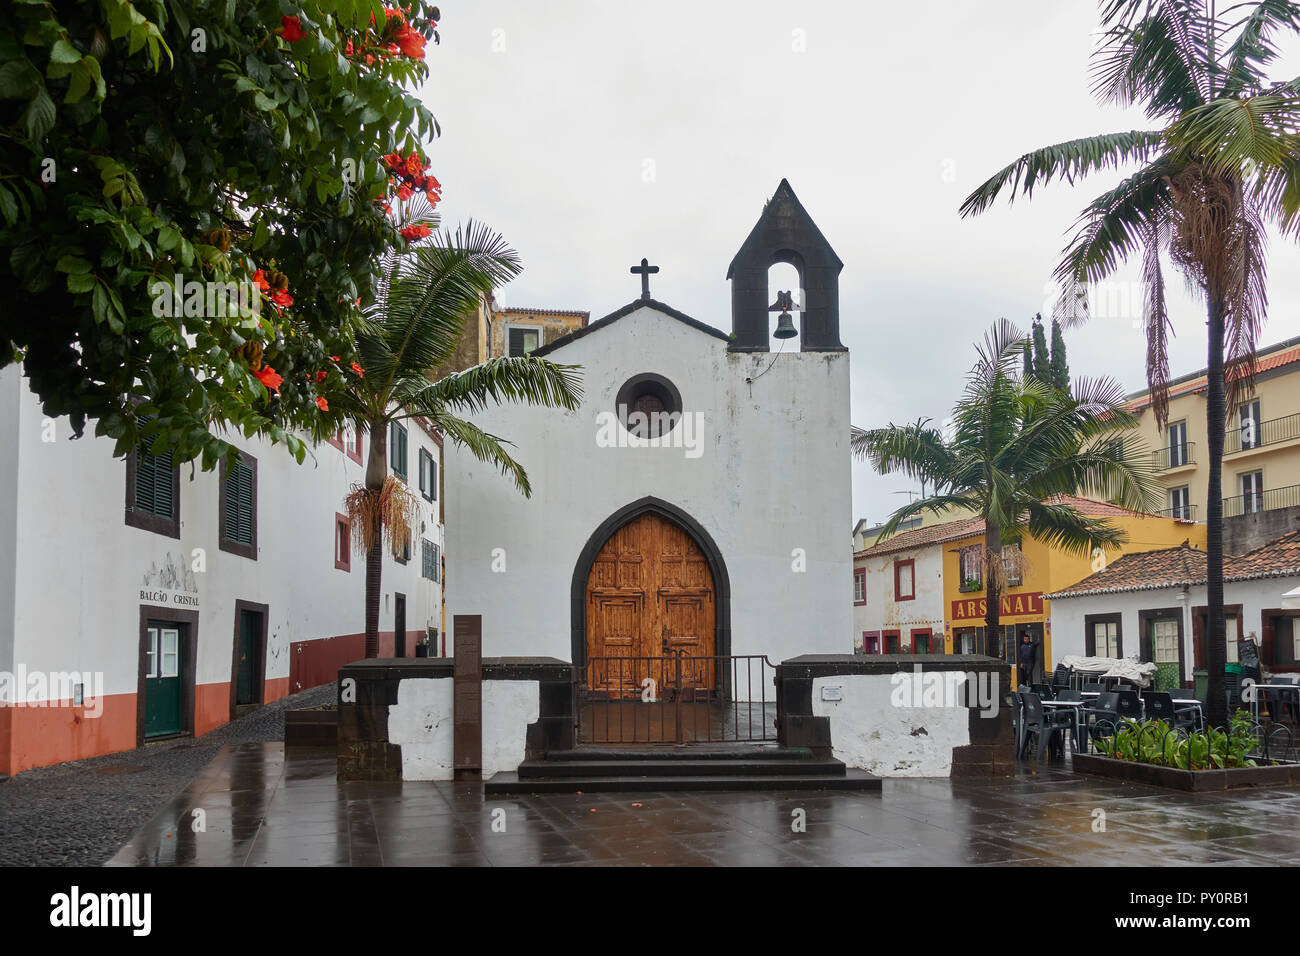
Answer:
[
  {"xmin": 337, "ymin": 657, "xmax": 574, "ymax": 781},
  {"xmin": 776, "ymin": 655, "xmax": 1014, "ymax": 778}
]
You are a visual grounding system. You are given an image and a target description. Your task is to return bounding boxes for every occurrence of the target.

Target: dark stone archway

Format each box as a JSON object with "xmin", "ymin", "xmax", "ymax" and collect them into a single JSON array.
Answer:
[{"xmin": 570, "ymin": 496, "xmax": 731, "ymax": 669}]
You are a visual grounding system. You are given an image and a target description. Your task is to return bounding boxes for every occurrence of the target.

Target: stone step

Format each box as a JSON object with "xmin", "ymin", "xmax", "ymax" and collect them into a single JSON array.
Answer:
[
  {"xmin": 545, "ymin": 746, "xmax": 812, "ymax": 762},
  {"xmin": 517, "ymin": 758, "xmax": 844, "ymax": 779},
  {"xmin": 484, "ymin": 770, "xmax": 882, "ymax": 794}
]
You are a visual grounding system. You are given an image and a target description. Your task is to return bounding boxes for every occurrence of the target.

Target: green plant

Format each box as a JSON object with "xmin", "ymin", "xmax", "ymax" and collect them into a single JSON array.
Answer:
[{"xmin": 1092, "ymin": 709, "xmax": 1260, "ymax": 769}]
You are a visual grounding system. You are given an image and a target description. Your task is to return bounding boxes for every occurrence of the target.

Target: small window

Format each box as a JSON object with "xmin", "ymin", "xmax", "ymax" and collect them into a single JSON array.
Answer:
[
  {"xmin": 894, "ymin": 559, "xmax": 915, "ymax": 601},
  {"xmin": 508, "ymin": 326, "xmax": 541, "ymax": 357},
  {"xmin": 421, "ymin": 539, "xmax": 440, "ymax": 582},
  {"xmin": 1239, "ymin": 400, "xmax": 1261, "ymax": 450},
  {"xmin": 418, "ymin": 448, "xmax": 437, "ymax": 502},
  {"xmin": 1168, "ymin": 421, "xmax": 1188, "ymax": 466},
  {"xmin": 615, "ymin": 373, "xmax": 683, "ymax": 439},
  {"xmin": 394, "ymin": 527, "xmax": 410, "ymax": 565},
  {"xmin": 853, "ymin": 568, "xmax": 866, "ymax": 605},
  {"xmin": 335, "ymin": 514, "xmax": 351, "ymax": 572},
  {"xmin": 1001, "ymin": 544, "xmax": 1022, "ymax": 587},
  {"xmin": 1169, "ymin": 486, "xmax": 1191, "ymax": 519},
  {"xmin": 219, "ymin": 452, "xmax": 257, "ymax": 559},
  {"xmin": 1241, "ymin": 471, "xmax": 1263, "ymax": 513},
  {"xmin": 959, "ymin": 546, "xmax": 982, "ymax": 591},
  {"xmin": 390, "ymin": 422, "xmax": 408, "ymax": 480}
]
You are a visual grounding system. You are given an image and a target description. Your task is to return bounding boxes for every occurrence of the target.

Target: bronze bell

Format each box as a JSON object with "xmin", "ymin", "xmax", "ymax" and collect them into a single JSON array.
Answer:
[
  {"xmin": 773, "ymin": 310, "xmax": 797, "ymax": 339},
  {"xmin": 770, "ymin": 289, "xmax": 797, "ymax": 339}
]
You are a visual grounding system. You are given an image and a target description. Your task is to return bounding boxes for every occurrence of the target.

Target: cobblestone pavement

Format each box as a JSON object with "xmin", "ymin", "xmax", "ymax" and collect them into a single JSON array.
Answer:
[
  {"xmin": 108, "ymin": 741, "xmax": 1300, "ymax": 867},
  {"xmin": 0, "ymin": 683, "xmax": 335, "ymax": 866}
]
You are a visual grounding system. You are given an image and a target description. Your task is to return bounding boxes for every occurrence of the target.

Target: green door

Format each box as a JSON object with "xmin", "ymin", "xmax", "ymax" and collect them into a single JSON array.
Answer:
[
  {"xmin": 235, "ymin": 610, "xmax": 261, "ymax": 705},
  {"xmin": 144, "ymin": 624, "xmax": 183, "ymax": 737}
]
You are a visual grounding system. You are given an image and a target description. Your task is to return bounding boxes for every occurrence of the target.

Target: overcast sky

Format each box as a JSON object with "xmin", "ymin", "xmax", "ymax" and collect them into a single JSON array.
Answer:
[{"xmin": 420, "ymin": 0, "xmax": 1300, "ymax": 527}]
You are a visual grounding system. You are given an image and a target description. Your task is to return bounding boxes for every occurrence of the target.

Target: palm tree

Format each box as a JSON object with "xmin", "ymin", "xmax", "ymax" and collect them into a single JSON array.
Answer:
[
  {"xmin": 852, "ymin": 319, "xmax": 1162, "ymax": 661},
  {"xmin": 959, "ymin": 0, "xmax": 1300, "ymax": 727},
  {"xmin": 341, "ymin": 212, "xmax": 583, "ymax": 658}
]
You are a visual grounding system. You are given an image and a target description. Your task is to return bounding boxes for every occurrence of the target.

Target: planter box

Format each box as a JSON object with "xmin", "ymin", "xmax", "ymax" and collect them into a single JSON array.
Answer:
[{"xmin": 1072, "ymin": 752, "xmax": 1300, "ymax": 792}]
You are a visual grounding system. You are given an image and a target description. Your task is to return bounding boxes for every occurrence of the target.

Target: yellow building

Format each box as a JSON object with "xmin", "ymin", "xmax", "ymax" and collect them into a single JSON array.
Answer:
[
  {"xmin": 937, "ymin": 496, "xmax": 1207, "ymax": 684},
  {"xmin": 1125, "ymin": 335, "xmax": 1300, "ymax": 523},
  {"xmin": 433, "ymin": 293, "xmax": 589, "ymax": 377}
]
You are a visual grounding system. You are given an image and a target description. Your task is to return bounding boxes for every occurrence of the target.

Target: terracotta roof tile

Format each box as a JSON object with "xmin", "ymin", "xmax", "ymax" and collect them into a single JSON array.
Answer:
[
  {"xmin": 1127, "ymin": 340, "xmax": 1300, "ymax": 411},
  {"xmin": 855, "ymin": 496, "xmax": 1137, "ymax": 559},
  {"xmin": 1047, "ymin": 528, "xmax": 1300, "ymax": 598}
]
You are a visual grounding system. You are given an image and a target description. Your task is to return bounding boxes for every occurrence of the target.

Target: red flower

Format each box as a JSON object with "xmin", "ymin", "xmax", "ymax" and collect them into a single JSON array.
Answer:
[
  {"xmin": 252, "ymin": 269, "xmax": 270, "ymax": 292},
  {"xmin": 400, "ymin": 223, "xmax": 431, "ymax": 242},
  {"xmin": 316, "ymin": 397, "xmax": 330, "ymax": 411},
  {"xmin": 315, "ymin": 371, "xmax": 328, "ymax": 383},
  {"xmin": 271, "ymin": 289, "xmax": 293, "ymax": 310},
  {"xmin": 280, "ymin": 15, "xmax": 305, "ymax": 43},
  {"xmin": 330, "ymin": 355, "xmax": 340, "ymax": 363},
  {"xmin": 395, "ymin": 184, "xmax": 414, "ymax": 201},
  {"xmin": 351, "ymin": 362, "xmax": 365, "ymax": 377},
  {"xmin": 254, "ymin": 366, "xmax": 283, "ymax": 394},
  {"xmin": 395, "ymin": 24, "xmax": 426, "ymax": 59}
]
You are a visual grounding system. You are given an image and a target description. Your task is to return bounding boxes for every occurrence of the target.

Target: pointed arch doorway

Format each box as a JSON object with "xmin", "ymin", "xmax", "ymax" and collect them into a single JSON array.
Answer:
[
  {"xmin": 571, "ymin": 498, "xmax": 735, "ymax": 741},
  {"xmin": 585, "ymin": 511, "xmax": 716, "ymax": 695}
]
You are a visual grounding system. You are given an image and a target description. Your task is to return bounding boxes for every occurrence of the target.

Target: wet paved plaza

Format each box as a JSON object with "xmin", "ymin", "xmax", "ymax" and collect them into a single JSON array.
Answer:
[{"xmin": 107, "ymin": 742, "xmax": 1300, "ymax": 866}]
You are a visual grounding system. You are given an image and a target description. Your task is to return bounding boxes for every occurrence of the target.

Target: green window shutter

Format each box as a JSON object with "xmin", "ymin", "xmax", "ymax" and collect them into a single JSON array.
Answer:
[
  {"xmin": 225, "ymin": 460, "xmax": 255, "ymax": 545},
  {"xmin": 430, "ymin": 459, "xmax": 437, "ymax": 502},
  {"xmin": 134, "ymin": 430, "xmax": 174, "ymax": 519}
]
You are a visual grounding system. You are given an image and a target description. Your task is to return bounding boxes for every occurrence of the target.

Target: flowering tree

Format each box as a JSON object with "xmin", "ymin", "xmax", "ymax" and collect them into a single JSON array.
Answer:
[{"xmin": 0, "ymin": 1, "xmax": 441, "ymax": 467}]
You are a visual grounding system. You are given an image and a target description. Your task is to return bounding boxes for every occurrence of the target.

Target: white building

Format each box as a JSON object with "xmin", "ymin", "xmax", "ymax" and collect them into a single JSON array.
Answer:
[
  {"xmin": 0, "ymin": 367, "xmax": 443, "ymax": 775},
  {"xmin": 852, "ymin": 518, "xmax": 981, "ymax": 653},
  {"xmin": 443, "ymin": 180, "xmax": 854, "ymax": 671},
  {"xmin": 1045, "ymin": 531, "xmax": 1300, "ymax": 688}
]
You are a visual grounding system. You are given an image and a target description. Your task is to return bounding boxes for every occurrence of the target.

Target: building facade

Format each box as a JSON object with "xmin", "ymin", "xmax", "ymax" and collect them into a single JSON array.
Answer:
[
  {"xmin": 852, "ymin": 497, "xmax": 1208, "ymax": 684},
  {"xmin": 1046, "ymin": 531, "xmax": 1300, "ymax": 688},
  {"xmin": 0, "ymin": 367, "xmax": 444, "ymax": 775},
  {"xmin": 434, "ymin": 293, "xmax": 589, "ymax": 377},
  {"xmin": 1125, "ymin": 335, "xmax": 1300, "ymax": 524}
]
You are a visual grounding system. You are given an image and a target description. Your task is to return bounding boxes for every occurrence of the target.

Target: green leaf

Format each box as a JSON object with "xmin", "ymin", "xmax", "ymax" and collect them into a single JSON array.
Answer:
[
  {"xmin": 158, "ymin": 225, "xmax": 180, "ymax": 250},
  {"xmin": 254, "ymin": 92, "xmax": 277, "ymax": 111},
  {"xmin": 55, "ymin": 255, "xmax": 91, "ymax": 274},
  {"xmin": 21, "ymin": 88, "xmax": 55, "ymax": 141},
  {"xmin": 0, "ymin": 60, "xmax": 41, "ymax": 99},
  {"xmin": 67, "ymin": 272, "xmax": 97, "ymax": 293},
  {"xmin": 49, "ymin": 39, "xmax": 82, "ymax": 64}
]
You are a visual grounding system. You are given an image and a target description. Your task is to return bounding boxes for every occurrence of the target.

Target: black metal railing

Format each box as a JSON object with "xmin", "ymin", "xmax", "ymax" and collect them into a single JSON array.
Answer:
[
  {"xmin": 1154, "ymin": 503, "xmax": 1198, "ymax": 520},
  {"xmin": 578, "ymin": 653, "xmax": 776, "ymax": 744},
  {"xmin": 1225, "ymin": 411, "xmax": 1300, "ymax": 454},
  {"xmin": 1222, "ymin": 482, "xmax": 1300, "ymax": 518},
  {"xmin": 1152, "ymin": 442, "xmax": 1195, "ymax": 470}
]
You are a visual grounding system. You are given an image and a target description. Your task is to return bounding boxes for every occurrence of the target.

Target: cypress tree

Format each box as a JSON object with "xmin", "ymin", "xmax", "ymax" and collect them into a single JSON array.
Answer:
[
  {"xmin": 1022, "ymin": 339, "xmax": 1032, "ymax": 379},
  {"xmin": 1032, "ymin": 314, "xmax": 1051, "ymax": 382},
  {"xmin": 1049, "ymin": 318, "xmax": 1070, "ymax": 391}
]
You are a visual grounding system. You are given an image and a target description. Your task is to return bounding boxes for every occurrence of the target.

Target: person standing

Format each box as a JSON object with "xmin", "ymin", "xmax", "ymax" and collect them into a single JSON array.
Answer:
[{"xmin": 1017, "ymin": 630, "xmax": 1037, "ymax": 688}]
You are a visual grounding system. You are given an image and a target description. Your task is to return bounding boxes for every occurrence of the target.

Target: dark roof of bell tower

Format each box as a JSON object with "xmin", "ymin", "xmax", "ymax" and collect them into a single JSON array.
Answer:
[{"xmin": 726, "ymin": 179, "xmax": 843, "ymax": 279}]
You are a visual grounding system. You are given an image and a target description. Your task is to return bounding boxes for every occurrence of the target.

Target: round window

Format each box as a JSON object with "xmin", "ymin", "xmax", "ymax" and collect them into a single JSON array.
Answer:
[{"xmin": 616, "ymin": 373, "xmax": 683, "ymax": 439}]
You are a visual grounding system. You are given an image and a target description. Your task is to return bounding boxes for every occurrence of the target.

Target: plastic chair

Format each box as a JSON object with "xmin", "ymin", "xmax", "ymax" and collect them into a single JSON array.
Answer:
[
  {"xmin": 1019, "ymin": 691, "xmax": 1075, "ymax": 761},
  {"xmin": 1142, "ymin": 691, "xmax": 1198, "ymax": 733}
]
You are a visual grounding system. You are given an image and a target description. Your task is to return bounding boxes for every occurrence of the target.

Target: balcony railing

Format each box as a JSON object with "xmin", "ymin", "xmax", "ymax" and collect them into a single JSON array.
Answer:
[
  {"xmin": 1225, "ymin": 411, "xmax": 1300, "ymax": 455},
  {"xmin": 1223, "ymin": 482, "xmax": 1300, "ymax": 518},
  {"xmin": 1155, "ymin": 504, "xmax": 1198, "ymax": 521},
  {"xmin": 1153, "ymin": 442, "xmax": 1195, "ymax": 470}
]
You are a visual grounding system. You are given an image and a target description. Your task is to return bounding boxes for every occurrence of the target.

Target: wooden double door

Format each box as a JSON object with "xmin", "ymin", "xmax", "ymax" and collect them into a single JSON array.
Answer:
[{"xmin": 585, "ymin": 512, "xmax": 716, "ymax": 697}]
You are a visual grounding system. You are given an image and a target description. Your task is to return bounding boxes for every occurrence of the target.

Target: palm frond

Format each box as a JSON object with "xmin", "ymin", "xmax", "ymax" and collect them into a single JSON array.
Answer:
[
  {"xmin": 432, "ymin": 413, "xmax": 535, "ymax": 497},
  {"xmin": 396, "ymin": 355, "xmax": 584, "ymax": 418},
  {"xmin": 959, "ymin": 131, "xmax": 1167, "ymax": 217},
  {"xmin": 1092, "ymin": 0, "xmax": 1211, "ymax": 116},
  {"xmin": 1220, "ymin": 0, "xmax": 1300, "ymax": 97},
  {"xmin": 1024, "ymin": 500, "xmax": 1129, "ymax": 557}
]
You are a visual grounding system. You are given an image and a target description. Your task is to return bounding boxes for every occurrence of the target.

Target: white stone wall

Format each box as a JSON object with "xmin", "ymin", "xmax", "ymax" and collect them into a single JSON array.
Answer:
[
  {"xmin": 388, "ymin": 676, "xmax": 539, "ymax": 780},
  {"xmin": 812, "ymin": 673, "xmax": 971, "ymax": 776},
  {"xmin": 444, "ymin": 304, "xmax": 853, "ymax": 662}
]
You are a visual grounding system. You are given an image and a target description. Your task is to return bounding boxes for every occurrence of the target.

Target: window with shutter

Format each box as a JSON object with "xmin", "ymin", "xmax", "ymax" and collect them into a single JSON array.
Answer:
[
  {"xmin": 390, "ymin": 422, "xmax": 408, "ymax": 479},
  {"xmin": 508, "ymin": 326, "xmax": 540, "ymax": 357},
  {"xmin": 219, "ymin": 453, "xmax": 257, "ymax": 559},
  {"xmin": 125, "ymin": 419, "xmax": 180, "ymax": 537}
]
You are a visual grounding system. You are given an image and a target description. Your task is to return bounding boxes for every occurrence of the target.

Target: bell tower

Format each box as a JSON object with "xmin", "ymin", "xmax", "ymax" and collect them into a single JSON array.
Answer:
[{"xmin": 726, "ymin": 179, "xmax": 845, "ymax": 353}]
